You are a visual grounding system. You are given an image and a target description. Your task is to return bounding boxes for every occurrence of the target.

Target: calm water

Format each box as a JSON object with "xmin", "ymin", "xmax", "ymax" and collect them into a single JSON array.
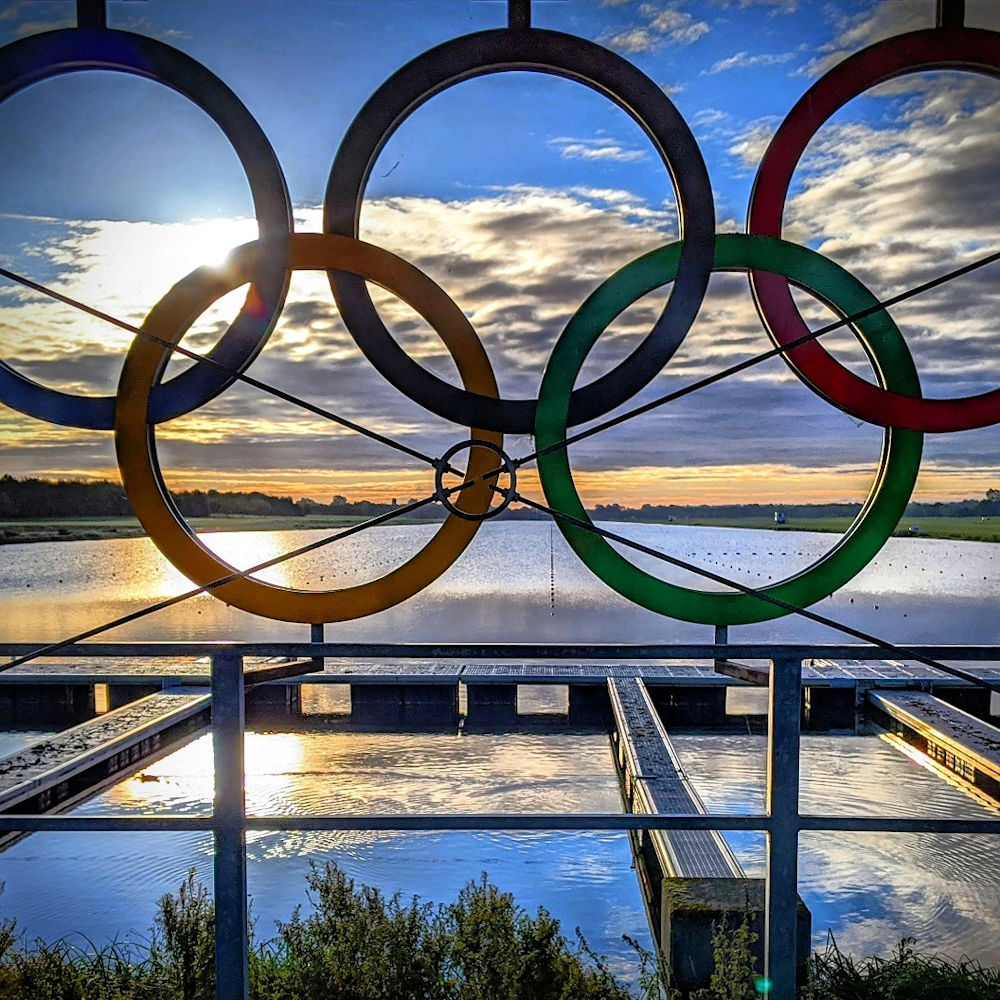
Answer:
[
  {"xmin": 1, "ymin": 521, "xmax": 997, "ymax": 644},
  {"xmin": 0, "ymin": 523, "xmax": 998, "ymax": 966}
]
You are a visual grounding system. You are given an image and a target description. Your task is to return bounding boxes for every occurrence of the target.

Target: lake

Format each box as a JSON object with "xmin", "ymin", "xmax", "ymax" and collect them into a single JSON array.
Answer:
[{"xmin": 0, "ymin": 522, "xmax": 997, "ymax": 971}]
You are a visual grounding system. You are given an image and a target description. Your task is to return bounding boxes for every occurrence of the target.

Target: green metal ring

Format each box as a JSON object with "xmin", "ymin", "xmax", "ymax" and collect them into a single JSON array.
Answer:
[{"xmin": 535, "ymin": 233, "xmax": 923, "ymax": 625}]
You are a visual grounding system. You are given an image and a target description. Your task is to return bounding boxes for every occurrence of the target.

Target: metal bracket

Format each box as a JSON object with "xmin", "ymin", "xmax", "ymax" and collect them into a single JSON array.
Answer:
[
  {"xmin": 76, "ymin": 0, "xmax": 106, "ymax": 29},
  {"xmin": 936, "ymin": 0, "xmax": 965, "ymax": 28},
  {"xmin": 509, "ymin": 0, "xmax": 531, "ymax": 30}
]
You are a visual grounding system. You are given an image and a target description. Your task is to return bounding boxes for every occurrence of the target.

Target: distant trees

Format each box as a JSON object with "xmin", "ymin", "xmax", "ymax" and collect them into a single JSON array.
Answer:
[
  {"xmin": 0, "ymin": 475, "xmax": 132, "ymax": 519},
  {"xmin": 2, "ymin": 475, "xmax": 999, "ymax": 522},
  {"xmin": 0, "ymin": 476, "xmax": 446, "ymax": 521}
]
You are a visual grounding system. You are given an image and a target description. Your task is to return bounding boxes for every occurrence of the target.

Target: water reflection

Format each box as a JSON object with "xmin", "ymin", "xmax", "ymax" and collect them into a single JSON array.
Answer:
[
  {"xmin": 0, "ymin": 728, "xmax": 649, "ymax": 973},
  {"xmin": 1, "ymin": 524, "xmax": 997, "ymax": 644},
  {"xmin": 0, "ymin": 525, "xmax": 998, "ymax": 967},
  {"xmin": 671, "ymin": 731, "xmax": 1000, "ymax": 962}
]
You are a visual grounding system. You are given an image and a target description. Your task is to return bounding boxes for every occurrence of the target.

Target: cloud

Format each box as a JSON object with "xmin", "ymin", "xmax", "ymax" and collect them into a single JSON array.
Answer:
[
  {"xmin": 548, "ymin": 136, "xmax": 648, "ymax": 164},
  {"xmin": 0, "ymin": 0, "xmax": 73, "ymax": 39},
  {"xmin": 3, "ymin": 141, "xmax": 998, "ymax": 504},
  {"xmin": 769, "ymin": 79, "xmax": 1000, "ymax": 393},
  {"xmin": 603, "ymin": 4, "xmax": 710, "ymax": 54},
  {"xmin": 797, "ymin": 1, "xmax": 1000, "ymax": 81},
  {"xmin": 704, "ymin": 50, "xmax": 796, "ymax": 75},
  {"xmin": 709, "ymin": 0, "xmax": 800, "ymax": 10}
]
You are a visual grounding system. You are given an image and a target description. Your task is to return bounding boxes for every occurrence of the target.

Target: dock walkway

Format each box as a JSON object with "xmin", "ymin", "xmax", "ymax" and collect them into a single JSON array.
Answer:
[
  {"xmin": 868, "ymin": 690, "xmax": 1000, "ymax": 800},
  {"xmin": 716, "ymin": 658, "xmax": 999, "ymax": 729},
  {"xmin": 0, "ymin": 689, "xmax": 210, "ymax": 820},
  {"xmin": 0, "ymin": 658, "xmax": 740, "ymax": 684},
  {"xmin": 717, "ymin": 657, "xmax": 1000, "ymax": 688},
  {"xmin": 608, "ymin": 676, "xmax": 742, "ymax": 878}
]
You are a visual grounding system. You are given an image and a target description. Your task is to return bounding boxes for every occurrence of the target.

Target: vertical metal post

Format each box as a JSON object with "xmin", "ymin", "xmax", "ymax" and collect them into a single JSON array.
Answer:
[
  {"xmin": 77, "ymin": 0, "xmax": 107, "ymax": 28},
  {"xmin": 765, "ymin": 656, "xmax": 802, "ymax": 1000},
  {"xmin": 936, "ymin": 0, "xmax": 965, "ymax": 27},
  {"xmin": 212, "ymin": 650, "xmax": 249, "ymax": 1000},
  {"xmin": 713, "ymin": 623, "xmax": 728, "ymax": 672},
  {"xmin": 310, "ymin": 622, "xmax": 325, "ymax": 670},
  {"xmin": 509, "ymin": 0, "xmax": 531, "ymax": 30}
]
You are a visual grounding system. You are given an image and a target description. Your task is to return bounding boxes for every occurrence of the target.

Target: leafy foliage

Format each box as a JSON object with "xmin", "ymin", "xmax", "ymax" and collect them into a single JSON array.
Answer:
[{"xmin": 0, "ymin": 872, "xmax": 997, "ymax": 1000}]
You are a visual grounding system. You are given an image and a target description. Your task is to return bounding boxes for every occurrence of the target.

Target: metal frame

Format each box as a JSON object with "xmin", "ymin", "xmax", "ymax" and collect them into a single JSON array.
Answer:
[{"xmin": 0, "ymin": 641, "xmax": 997, "ymax": 1000}]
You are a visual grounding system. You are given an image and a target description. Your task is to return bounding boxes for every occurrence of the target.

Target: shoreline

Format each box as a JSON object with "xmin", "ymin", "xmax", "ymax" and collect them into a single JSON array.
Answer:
[{"xmin": 2, "ymin": 513, "xmax": 999, "ymax": 545}]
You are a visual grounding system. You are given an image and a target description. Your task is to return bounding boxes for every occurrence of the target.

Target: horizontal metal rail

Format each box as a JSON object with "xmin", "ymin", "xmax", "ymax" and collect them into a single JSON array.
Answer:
[
  {"xmin": 0, "ymin": 812, "xmax": 996, "ymax": 833},
  {"xmin": 3, "ymin": 641, "xmax": 1000, "ymax": 660}
]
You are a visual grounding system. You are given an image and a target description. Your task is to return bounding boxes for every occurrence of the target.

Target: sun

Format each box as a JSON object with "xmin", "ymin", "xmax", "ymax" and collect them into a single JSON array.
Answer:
[{"xmin": 170, "ymin": 217, "xmax": 260, "ymax": 272}]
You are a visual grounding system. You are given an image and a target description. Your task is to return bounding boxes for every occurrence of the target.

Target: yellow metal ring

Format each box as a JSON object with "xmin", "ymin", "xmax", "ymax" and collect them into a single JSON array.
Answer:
[{"xmin": 115, "ymin": 233, "xmax": 501, "ymax": 623}]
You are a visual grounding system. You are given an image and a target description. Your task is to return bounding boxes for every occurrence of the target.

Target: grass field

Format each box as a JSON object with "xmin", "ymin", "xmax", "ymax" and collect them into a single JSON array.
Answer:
[
  {"xmin": 0, "ymin": 513, "xmax": 406, "ymax": 545},
  {"xmin": 2, "ymin": 513, "xmax": 999, "ymax": 545},
  {"xmin": 665, "ymin": 515, "xmax": 1000, "ymax": 542}
]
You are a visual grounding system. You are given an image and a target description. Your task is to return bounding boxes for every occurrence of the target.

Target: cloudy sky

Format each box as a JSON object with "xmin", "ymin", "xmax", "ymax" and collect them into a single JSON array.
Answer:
[{"xmin": 0, "ymin": 0, "xmax": 997, "ymax": 507}]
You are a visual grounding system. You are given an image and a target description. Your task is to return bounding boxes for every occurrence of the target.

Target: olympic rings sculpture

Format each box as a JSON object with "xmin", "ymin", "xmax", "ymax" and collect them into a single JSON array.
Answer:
[{"xmin": 1, "ymin": 10, "xmax": 996, "ymax": 626}]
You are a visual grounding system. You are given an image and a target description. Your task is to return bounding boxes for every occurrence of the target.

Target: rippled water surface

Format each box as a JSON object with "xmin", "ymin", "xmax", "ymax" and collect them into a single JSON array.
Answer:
[
  {"xmin": 0, "ymin": 728, "xmax": 649, "ymax": 970},
  {"xmin": 671, "ymin": 731, "xmax": 1000, "ymax": 962},
  {"xmin": 1, "ymin": 523, "xmax": 997, "ymax": 644}
]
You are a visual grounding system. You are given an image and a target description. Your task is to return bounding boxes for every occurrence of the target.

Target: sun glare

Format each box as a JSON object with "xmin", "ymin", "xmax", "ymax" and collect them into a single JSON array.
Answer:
[{"xmin": 172, "ymin": 218, "xmax": 259, "ymax": 272}]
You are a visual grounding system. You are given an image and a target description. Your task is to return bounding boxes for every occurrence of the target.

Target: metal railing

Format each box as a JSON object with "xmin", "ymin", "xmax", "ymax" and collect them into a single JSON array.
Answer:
[{"xmin": 0, "ymin": 640, "xmax": 998, "ymax": 1000}]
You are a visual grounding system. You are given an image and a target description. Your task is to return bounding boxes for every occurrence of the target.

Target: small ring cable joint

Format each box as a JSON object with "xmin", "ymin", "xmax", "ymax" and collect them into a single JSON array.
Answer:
[{"xmin": 435, "ymin": 440, "xmax": 517, "ymax": 521}]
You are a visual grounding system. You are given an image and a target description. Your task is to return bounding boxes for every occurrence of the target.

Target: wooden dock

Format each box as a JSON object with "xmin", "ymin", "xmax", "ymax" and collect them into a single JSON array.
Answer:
[
  {"xmin": 0, "ymin": 688, "xmax": 210, "ymax": 845},
  {"xmin": 868, "ymin": 690, "xmax": 1000, "ymax": 801},
  {"xmin": 607, "ymin": 676, "xmax": 811, "ymax": 991}
]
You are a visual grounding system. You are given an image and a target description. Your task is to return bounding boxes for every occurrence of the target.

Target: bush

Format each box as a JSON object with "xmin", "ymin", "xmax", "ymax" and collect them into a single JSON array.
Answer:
[
  {"xmin": 806, "ymin": 935, "xmax": 1000, "ymax": 1000},
  {"xmin": 252, "ymin": 864, "xmax": 630, "ymax": 1000},
  {"xmin": 0, "ymin": 872, "xmax": 997, "ymax": 1000}
]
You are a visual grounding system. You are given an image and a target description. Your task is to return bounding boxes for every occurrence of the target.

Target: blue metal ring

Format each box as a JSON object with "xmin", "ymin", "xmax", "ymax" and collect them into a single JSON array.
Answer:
[{"xmin": 0, "ymin": 27, "xmax": 293, "ymax": 429}]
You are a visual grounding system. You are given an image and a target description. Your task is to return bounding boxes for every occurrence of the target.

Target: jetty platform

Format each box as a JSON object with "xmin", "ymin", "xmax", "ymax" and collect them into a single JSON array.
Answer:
[
  {"xmin": 609, "ymin": 676, "xmax": 741, "ymax": 878},
  {"xmin": 3, "ymin": 652, "xmax": 997, "ymax": 731},
  {"xmin": 716, "ymin": 658, "xmax": 1000, "ymax": 729},
  {"xmin": 0, "ymin": 656, "xmax": 749, "ymax": 728},
  {"xmin": 0, "ymin": 688, "xmax": 210, "ymax": 845},
  {"xmin": 0, "ymin": 656, "xmax": 317, "ymax": 724},
  {"xmin": 868, "ymin": 690, "xmax": 1000, "ymax": 801},
  {"xmin": 0, "ymin": 656, "xmax": 317, "ymax": 844},
  {"xmin": 608, "ymin": 675, "xmax": 810, "ymax": 991}
]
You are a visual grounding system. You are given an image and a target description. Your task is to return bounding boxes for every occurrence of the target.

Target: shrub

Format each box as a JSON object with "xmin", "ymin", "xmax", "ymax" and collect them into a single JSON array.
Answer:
[{"xmin": 0, "ymin": 872, "xmax": 997, "ymax": 1000}]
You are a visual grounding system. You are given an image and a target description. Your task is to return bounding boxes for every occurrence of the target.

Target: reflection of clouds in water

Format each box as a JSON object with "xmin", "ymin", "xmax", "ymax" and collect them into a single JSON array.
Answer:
[
  {"xmin": 672, "ymin": 733, "xmax": 1000, "ymax": 962},
  {"xmin": 0, "ymin": 730, "xmax": 647, "ymax": 966},
  {"xmin": 115, "ymin": 729, "xmax": 621, "ymax": 818},
  {"xmin": 802, "ymin": 832, "xmax": 1000, "ymax": 962}
]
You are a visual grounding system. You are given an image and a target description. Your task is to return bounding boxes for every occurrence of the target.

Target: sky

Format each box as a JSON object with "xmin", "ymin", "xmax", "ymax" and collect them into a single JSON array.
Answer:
[{"xmin": 0, "ymin": 0, "xmax": 998, "ymax": 507}]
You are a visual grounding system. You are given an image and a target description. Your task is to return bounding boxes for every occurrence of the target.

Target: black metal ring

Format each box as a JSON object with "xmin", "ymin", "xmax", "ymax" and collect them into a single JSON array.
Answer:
[
  {"xmin": 435, "ymin": 439, "xmax": 516, "ymax": 520},
  {"xmin": 0, "ymin": 27, "xmax": 293, "ymax": 430},
  {"xmin": 324, "ymin": 27, "xmax": 714, "ymax": 434}
]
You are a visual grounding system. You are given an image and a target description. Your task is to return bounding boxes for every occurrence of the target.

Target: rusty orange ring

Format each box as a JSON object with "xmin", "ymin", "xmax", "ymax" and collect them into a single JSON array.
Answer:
[{"xmin": 115, "ymin": 233, "xmax": 501, "ymax": 623}]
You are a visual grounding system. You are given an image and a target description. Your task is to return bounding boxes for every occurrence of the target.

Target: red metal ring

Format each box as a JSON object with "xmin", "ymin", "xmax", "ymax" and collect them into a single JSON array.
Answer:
[{"xmin": 747, "ymin": 27, "xmax": 1000, "ymax": 432}]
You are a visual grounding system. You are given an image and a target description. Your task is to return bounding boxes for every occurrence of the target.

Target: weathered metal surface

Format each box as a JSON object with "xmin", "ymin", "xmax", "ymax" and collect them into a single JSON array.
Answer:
[
  {"xmin": 609, "ymin": 676, "xmax": 742, "ymax": 878},
  {"xmin": 869, "ymin": 690, "xmax": 1000, "ymax": 793},
  {"xmin": 465, "ymin": 661, "xmax": 734, "ymax": 684},
  {"xmin": 212, "ymin": 652, "xmax": 249, "ymax": 1000},
  {"xmin": 717, "ymin": 657, "xmax": 1000, "ymax": 688},
  {"xmin": 0, "ymin": 689, "xmax": 209, "ymax": 811},
  {"xmin": 766, "ymin": 658, "xmax": 804, "ymax": 1000},
  {"xmin": 0, "ymin": 655, "xmax": 318, "ymax": 685}
]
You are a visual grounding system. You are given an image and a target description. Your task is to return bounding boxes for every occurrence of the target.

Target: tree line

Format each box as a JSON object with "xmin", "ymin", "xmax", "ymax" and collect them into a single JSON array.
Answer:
[
  {"xmin": 593, "ymin": 489, "xmax": 1000, "ymax": 521},
  {"xmin": 2, "ymin": 475, "xmax": 998, "ymax": 521},
  {"xmin": 0, "ymin": 475, "xmax": 436, "ymax": 521}
]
